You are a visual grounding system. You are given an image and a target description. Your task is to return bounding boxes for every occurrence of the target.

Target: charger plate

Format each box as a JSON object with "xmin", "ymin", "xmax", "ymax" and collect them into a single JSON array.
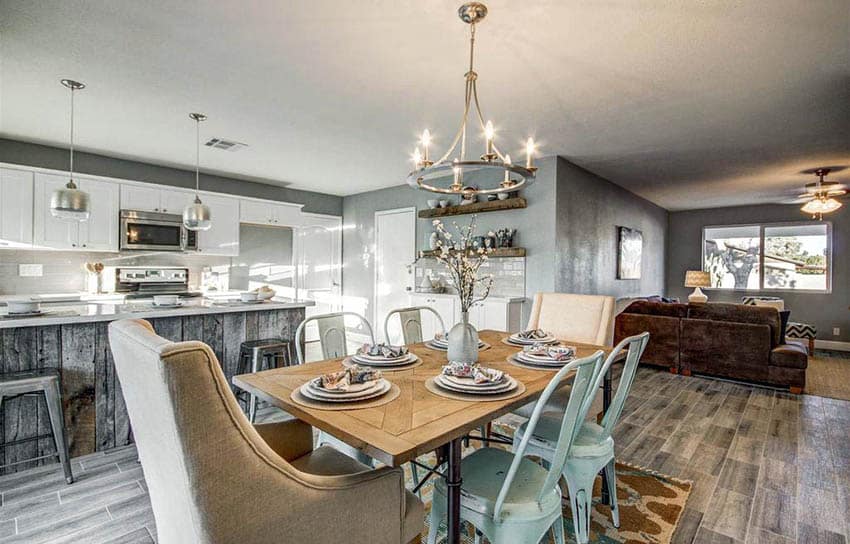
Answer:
[
  {"xmin": 424, "ymin": 376, "xmax": 525, "ymax": 402},
  {"xmin": 290, "ymin": 383, "xmax": 400, "ymax": 411},
  {"xmin": 342, "ymin": 356, "xmax": 423, "ymax": 372}
]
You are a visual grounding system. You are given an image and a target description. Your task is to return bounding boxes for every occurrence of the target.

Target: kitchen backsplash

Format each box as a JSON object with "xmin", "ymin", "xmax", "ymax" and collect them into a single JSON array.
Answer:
[{"xmin": 414, "ymin": 256, "xmax": 525, "ymax": 298}]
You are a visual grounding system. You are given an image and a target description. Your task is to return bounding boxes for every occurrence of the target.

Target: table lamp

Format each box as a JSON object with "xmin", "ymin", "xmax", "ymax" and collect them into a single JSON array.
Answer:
[{"xmin": 684, "ymin": 271, "xmax": 711, "ymax": 303}]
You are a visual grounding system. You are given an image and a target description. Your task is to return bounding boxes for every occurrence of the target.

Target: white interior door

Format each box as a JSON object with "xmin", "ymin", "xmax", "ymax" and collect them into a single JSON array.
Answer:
[
  {"xmin": 374, "ymin": 208, "xmax": 416, "ymax": 342},
  {"xmin": 297, "ymin": 214, "xmax": 342, "ymax": 318}
]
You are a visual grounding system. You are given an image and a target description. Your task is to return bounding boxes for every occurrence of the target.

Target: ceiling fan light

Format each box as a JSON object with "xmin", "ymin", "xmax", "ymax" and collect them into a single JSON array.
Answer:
[{"xmin": 801, "ymin": 197, "xmax": 842, "ymax": 215}]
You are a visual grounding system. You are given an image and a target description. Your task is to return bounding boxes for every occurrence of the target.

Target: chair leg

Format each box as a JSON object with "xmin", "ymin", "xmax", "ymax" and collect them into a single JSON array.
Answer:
[
  {"xmin": 43, "ymin": 383, "xmax": 73, "ymax": 484},
  {"xmin": 410, "ymin": 462, "xmax": 421, "ymax": 498},
  {"xmin": 604, "ymin": 459, "xmax": 620, "ymax": 528},
  {"xmin": 564, "ymin": 470, "xmax": 596, "ymax": 544},
  {"xmin": 248, "ymin": 350, "xmax": 262, "ymax": 423},
  {"xmin": 426, "ymin": 492, "xmax": 444, "ymax": 544},
  {"xmin": 552, "ymin": 515, "xmax": 566, "ymax": 544}
]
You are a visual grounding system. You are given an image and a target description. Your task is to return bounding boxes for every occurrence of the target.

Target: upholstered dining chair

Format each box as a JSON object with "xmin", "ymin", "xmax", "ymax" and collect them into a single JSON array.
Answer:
[
  {"xmin": 383, "ymin": 306, "xmax": 446, "ymax": 345},
  {"xmin": 294, "ymin": 312, "xmax": 377, "ymax": 465},
  {"xmin": 108, "ymin": 319, "xmax": 423, "ymax": 544},
  {"xmin": 511, "ymin": 332, "xmax": 650, "ymax": 544},
  {"xmin": 513, "ymin": 292, "xmax": 616, "ymax": 419},
  {"xmin": 427, "ymin": 351, "xmax": 603, "ymax": 544}
]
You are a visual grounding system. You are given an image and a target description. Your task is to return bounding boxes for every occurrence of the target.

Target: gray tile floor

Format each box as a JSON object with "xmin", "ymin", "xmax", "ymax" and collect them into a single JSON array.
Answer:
[{"xmin": 0, "ymin": 366, "xmax": 847, "ymax": 544}]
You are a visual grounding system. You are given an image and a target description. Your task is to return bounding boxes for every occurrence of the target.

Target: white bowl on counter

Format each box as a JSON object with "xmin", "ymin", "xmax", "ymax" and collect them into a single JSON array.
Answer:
[
  {"xmin": 240, "ymin": 292, "xmax": 259, "ymax": 302},
  {"xmin": 153, "ymin": 295, "xmax": 180, "ymax": 307},
  {"xmin": 6, "ymin": 300, "xmax": 41, "ymax": 314}
]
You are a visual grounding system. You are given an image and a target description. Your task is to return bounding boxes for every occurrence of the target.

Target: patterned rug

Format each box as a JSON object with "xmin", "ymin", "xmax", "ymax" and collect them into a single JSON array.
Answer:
[{"xmin": 407, "ymin": 426, "xmax": 692, "ymax": 544}]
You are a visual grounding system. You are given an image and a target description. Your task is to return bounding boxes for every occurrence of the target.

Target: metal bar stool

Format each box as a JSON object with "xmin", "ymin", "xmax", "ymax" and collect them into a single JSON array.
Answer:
[
  {"xmin": 0, "ymin": 369, "xmax": 73, "ymax": 483},
  {"xmin": 238, "ymin": 338, "xmax": 292, "ymax": 422}
]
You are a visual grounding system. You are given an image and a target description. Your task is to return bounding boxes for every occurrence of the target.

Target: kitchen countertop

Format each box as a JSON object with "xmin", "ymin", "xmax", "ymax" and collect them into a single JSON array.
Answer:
[
  {"xmin": 411, "ymin": 291, "xmax": 526, "ymax": 303},
  {"xmin": 0, "ymin": 297, "xmax": 314, "ymax": 329}
]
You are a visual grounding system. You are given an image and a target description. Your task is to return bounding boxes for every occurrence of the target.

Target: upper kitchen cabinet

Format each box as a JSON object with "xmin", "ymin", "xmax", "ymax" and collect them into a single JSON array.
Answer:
[
  {"xmin": 120, "ymin": 184, "xmax": 194, "ymax": 215},
  {"xmin": 196, "ymin": 193, "xmax": 239, "ymax": 256},
  {"xmin": 0, "ymin": 168, "xmax": 34, "ymax": 248},
  {"xmin": 33, "ymin": 172, "xmax": 120, "ymax": 251},
  {"xmin": 240, "ymin": 199, "xmax": 303, "ymax": 226}
]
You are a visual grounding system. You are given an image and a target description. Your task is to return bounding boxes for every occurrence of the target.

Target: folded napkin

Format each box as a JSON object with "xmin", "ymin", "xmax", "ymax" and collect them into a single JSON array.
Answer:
[
  {"xmin": 318, "ymin": 365, "xmax": 382, "ymax": 391},
  {"xmin": 358, "ymin": 343, "xmax": 409, "ymax": 358},
  {"xmin": 441, "ymin": 362, "xmax": 504, "ymax": 384},
  {"xmin": 516, "ymin": 329, "xmax": 550, "ymax": 340},
  {"xmin": 523, "ymin": 343, "xmax": 575, "ymax": 361}
]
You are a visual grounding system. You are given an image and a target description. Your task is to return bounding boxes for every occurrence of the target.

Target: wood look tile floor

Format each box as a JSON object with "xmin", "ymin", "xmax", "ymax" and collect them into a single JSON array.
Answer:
[{"xmin": 0, "ymin": 366, "xmax": 847, "ymax": 544}]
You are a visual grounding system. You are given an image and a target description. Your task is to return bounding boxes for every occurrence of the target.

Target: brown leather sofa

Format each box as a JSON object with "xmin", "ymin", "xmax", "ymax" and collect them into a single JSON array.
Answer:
[{"xmin": 614, "ymin": 301, "xmax": 808, "ymax": 392}]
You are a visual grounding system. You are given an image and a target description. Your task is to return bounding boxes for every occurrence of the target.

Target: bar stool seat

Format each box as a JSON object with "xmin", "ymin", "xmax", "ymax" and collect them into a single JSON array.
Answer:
[
  {"xmin": 238, "ymin": 338, "xmax": 291, "ymax": 422},
  {"xmin": 0, "ymin": 369, "xmax": 73, "ymax": 483}
]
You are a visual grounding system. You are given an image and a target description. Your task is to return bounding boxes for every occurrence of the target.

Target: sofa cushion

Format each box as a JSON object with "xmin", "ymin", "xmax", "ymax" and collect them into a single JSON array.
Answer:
[
  {"xmin": 614, "ymin": 312, "xmax": 680, "ymax": 368},
  {"xmin": 770, "ymin": 343, "xmax": 809, "ymax": 369},
  {"xmin": 680, "ymin": 318, "xmax": 772, "ymax": 381},
  {"xmin": 622, "ymin": 300, "xmax": 688, "ymax": 318},
  {"xmin": 687, "ymin": 303, "xmax": 782, "ymax": 347}
]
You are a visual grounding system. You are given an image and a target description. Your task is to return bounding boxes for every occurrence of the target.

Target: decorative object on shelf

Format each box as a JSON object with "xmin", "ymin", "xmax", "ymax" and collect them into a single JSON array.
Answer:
[
  {"xmin": 183, "ymin": 113, "xmax": 212, "ymax": 231},
  {"xmin": 495, "ymin": 228, "xmax": 516, "ymax": 248},
  {"xmin": 420, "ymin": 246, "xmax": 525, "ymax": 258},
  {"xmin": 798, "ymin": 168, "xmax": 846, "ymax": 220},
  {"xmin": 50, "ymin": 79, "xmax": 90, "ymax": 221},
  {"xmin": 430, "ymin": 216, "xmax": 494, "ymax": 363},
  {"xmin": 429, "ymin": 231, "xmax": 440, "ymax": 250},
  {"xmin": 405, "ymin": 3, "xmax": 540, "ymax": 197},
  {"xmin": 617, "ymin": 226, "xmax": 643, "ymax": 279},
  {"xmin": 685, "ymin": 270, "xmax": 711, "ymax": 303},
  {"xmin": 427, "ymin": 199, "xmax": 440, "ymax": 209},
  {"xmin": 417, "ymin": 196, "xmax": 526, "ymax": 219},
  {"xmin": 84, "ymin": 262, "xmax": 105, "ymax": 294},
  {"xmin": 460, "ymin": 187, "xmax": 478, "ymax": 205}
]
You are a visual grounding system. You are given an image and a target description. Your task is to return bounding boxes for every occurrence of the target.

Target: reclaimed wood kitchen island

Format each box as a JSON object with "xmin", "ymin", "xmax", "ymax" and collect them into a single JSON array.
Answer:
[{"xmin": 0, "ymin": 299, "xmax": 311, "ymax": 473}]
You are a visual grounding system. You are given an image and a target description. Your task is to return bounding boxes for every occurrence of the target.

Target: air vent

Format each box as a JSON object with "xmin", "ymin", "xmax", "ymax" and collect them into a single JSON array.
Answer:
[{"xmin": 204, "ymin": 138, "xmax": 248, "ymax": 152}]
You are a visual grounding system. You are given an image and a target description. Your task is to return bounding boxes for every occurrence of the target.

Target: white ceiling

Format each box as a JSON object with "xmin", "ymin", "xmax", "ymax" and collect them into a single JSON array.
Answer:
[{"xmin": 1, "ymin": 0, "xmax": 848, "ymax": 209}]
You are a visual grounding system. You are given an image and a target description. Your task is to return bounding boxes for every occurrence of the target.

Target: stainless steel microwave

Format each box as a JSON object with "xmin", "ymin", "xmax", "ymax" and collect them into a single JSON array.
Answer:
[{"xmin": 120, "ymin": 210, "xmax": 198, "ymax": 252}]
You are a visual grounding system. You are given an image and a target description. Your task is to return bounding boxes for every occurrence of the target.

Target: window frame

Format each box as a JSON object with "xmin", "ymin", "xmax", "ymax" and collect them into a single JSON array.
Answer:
[{"xmin": 701, "ymin": 220, "xmax": 832, "ymax": 294}]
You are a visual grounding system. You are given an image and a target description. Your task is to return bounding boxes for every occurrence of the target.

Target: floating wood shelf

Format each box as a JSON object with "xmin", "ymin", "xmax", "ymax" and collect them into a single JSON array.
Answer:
[
  {"xmin": 417, "ymin": 197, "xmax": 527, "ymax": 219},
  {"xmin": 419, "ymin": 247, "xmax": 526, "ymax": 258}
]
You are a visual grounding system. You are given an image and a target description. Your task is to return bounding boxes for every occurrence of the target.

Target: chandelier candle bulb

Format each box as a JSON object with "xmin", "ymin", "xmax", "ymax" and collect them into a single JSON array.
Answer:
[
  {"xmin": 526, "ymin": 137, "xmax": 535, "ymax": 169},
  {"xmin": 484, "ymin": 120, "xmax": 495, "ymax": 159},
  {"xmin": 503, "ymin": 154, "xmax": 511, "ymax": 185},
  {"xmin": 413, "ymin": 148, "xmax": 423, "ymax": 167},
  {"xmin": 421, "ymin": 130, "xmax": 432, "ymax": 163}
]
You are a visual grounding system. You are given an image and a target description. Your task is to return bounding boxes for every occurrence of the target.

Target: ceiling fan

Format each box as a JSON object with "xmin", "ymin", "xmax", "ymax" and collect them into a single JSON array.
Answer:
[{"xmin": 795, "ymin": 168, "xmax": 846, "ymax": 220}]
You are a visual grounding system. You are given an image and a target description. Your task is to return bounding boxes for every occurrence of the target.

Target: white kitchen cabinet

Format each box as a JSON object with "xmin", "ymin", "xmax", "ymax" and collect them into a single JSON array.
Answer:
[
  {"xmin": 240, "ymin": 199, "xmax": 303, "ymax": 226},
  {"xmin": 33, "ymin": 173, "xmax": 119, "ymax": 251},
  {"xmin": 196, "ymin": 193, "xmax": 240, "ymax": 256},
  {"xmin": 408, "ymin": 293, "xmax": 456, "ymax": 338},
  {"xmin": 469, "ymin": 299, "xmax": 523, "ymax": 332},
  {"xmin": 0, "ymin": 168, "xmax": 34, "ymax": 248},
  {"xmin": 120, "ymin": 184, "xmax": 194, "ymax": 215}
]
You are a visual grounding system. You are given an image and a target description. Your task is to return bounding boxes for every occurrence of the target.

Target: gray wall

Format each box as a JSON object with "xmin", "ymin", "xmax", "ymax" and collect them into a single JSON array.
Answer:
[
  {"xmin": 341, "ymin": 156, "xmax": 557, "ymax": 325},
  {"xmin": 555, "ymin": 157, "xmax": 668, "ymax": 298},
  {"xmin": 667, "ymin": 204, "xmax": 850, "ymax": 343},
  {"xmin": 229, "ymin": 224, "xmax": 294, "ymax": 291},
  {"xmin": 0, "ymin": 138, "xmax": 342, "ymax": 215}
]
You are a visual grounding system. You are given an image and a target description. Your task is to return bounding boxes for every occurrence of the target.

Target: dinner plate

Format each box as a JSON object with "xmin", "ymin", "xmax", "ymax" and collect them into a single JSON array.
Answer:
[
  {"xmin": 435, "ymin": 374, "xmax": 517, "ymax": 394},
  {"xmin": 442, "ymin": 374, "xmax": 510, "ymax": 391},
  {"xmin": 515, "ymin": 353, "xmax": 568, "ymax": 367},
  {"xmin": 152, "ymin": 302, "xmax": 184, "ymax": 309},
  {"xmin": 507, "ymin": 334, "xmax": 558, "ymax": 345},
  {"xmin": 308, "ymin": 377, "xmax": 383, "ymax": 396},
  {"xmin": 301, "ymin": 380, "xmax": 391, "ymax": 403},
  {"xmin": 304, "ymin": 378, "xmax": 388, "ymax": 400},
  {"xmin": 351, "ymin": 353, "xmax": 417, "ymax": 366},
  {"xmin": 429, "ymin": 338, "xmax": 486, "ymax": 348},
  {"xmin": 352, "ymin": 352, "xmax": 410, "ymax": 363},
  {"xmin": 517, "ymin": 351, "xmax": 572, "ymax": 365}
]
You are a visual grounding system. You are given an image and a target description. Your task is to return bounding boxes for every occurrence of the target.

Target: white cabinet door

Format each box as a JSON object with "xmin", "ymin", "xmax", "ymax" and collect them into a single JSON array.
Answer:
[
  {"xmin": 120, "ymin": 184, "xmax": 160, "ymax": 212},
  {"xmin": 33, "ymin": 173, "xmax": 78, "ymax": 250},
  {"xmin": 477, "ymin": 300, "xmax": 508, "ymax": 331},
  {"xmin": 159, "ymin": 188, "xmax": 195, "ymax": 215},
  {"xmin": 272, "ymin": 202, "xmax": 303, "ymax": 226},
  {"xmin": 240, "ymin": 199, "xmax": 274, "ymax": 225},
  {"xmin": 197, "ymin": 193, "xmax": 240, "ymax": 256},
  {"xmin": 431, "ymin": 296, "xmax": 456, "ymax": 334},
  {"xmin": 77, "ymin": 177, "xmax": 120, "ymax": 251},
  {"xmin": 0, "ymin": 168, "xmax": 34, "ymax": 248},
  {"xmin": 408, "ymin": 294, "xmax": 436, "ymax": 339}
]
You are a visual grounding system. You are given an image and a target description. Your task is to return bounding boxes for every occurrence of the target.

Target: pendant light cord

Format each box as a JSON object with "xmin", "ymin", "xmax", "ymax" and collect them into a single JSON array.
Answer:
[
  {"xmin": 195, "ymin": 117, "xmax": 200, "ymax": 195},
  {"xmin": 69, "ymin": 85, "xmax": 75, "ymax": 182}
]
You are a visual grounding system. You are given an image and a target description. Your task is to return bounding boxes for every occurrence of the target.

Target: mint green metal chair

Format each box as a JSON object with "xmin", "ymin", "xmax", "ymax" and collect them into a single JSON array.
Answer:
[
  {"xmin": 427, "ymin": 351, "xmax": 604, "ymax": 544},
  {"xmin": 383, "ymin": 305, "xmax": 446, "ymax": 345},
  {"xmin": 512, "ymin": 332, "xmax": 650, "ymax": 544}
]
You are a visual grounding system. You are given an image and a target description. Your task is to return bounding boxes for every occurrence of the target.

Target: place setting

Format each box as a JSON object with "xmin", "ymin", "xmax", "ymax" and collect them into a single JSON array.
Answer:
[
  {"xmin": 424, "ymin": 331, "xmax": 490, "ymax": 352},
  {"xmin": 502, "ymin": 328, "xmax": 560, "ymax": 347},
  {"xmin": 290, "ymin": 365, "xmax": 400, "ymax": 411},
  {"xmin": 508, "ymin": 343, "xmax": 577, "ymax": 371},
  {"xmin": 342, "ymin": 343, "xmax": 422, "ymax": 371},
  {"xmin": 425, "ymin": 361, "xmax": 525, "ymax": 402}
]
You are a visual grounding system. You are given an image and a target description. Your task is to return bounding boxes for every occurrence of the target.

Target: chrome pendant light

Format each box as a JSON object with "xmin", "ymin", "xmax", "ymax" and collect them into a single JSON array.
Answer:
[
  {"xmin": 183, "ymin": 113, "xmax": 212, "ymax": 231},
  {"xmin": 51, "ymin": 79, "xmax": 91, "ymax": 221}
]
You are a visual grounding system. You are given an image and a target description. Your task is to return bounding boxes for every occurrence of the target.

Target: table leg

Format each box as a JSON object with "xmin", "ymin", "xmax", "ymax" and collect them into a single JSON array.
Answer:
[
  {"xmin": 600, "ymin": 366, "xmax": 613, "ymax": 505},
  {"xmin": 446, "ymin": 437, "xmax": 463, "ymax": 544}
]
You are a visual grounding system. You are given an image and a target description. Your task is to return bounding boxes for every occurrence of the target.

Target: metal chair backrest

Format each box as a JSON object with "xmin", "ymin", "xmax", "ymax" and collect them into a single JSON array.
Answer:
[
  {"xmin": 383, "ymin": 306, "xmax": 447, "ymax": 345},
  {"xmin": 294, "ymin": 312, "xmax": 375, "ymax": 364},
  {"xmin": 581, "ymin": 332, "xmax": 650, "ymax": 436},
  {"xmin": 493, "ymin": 350, "xmax": 603, "ymax": 520}
]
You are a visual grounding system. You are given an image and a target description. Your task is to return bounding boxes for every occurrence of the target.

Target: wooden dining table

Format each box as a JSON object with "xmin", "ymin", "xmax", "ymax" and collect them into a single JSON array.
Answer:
[{"xmin": 233, "ymin": 329, "xmax": 617, "ymax": 544}]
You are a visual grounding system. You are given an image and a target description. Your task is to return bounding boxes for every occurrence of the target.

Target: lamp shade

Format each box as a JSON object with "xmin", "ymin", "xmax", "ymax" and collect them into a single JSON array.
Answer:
[{"xmin": 684, "ymin": 270, "xmax": 711, "ymax": 288}]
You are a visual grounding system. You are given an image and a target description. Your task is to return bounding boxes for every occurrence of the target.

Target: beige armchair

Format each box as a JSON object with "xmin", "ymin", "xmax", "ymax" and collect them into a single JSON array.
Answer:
[
  {"xmin": 108, "ymin": 319, "xmax": 423, "ymax": 544},
  {"xmin": 526, "ymin": 292, "xmax": 616, "ymax": 346}
]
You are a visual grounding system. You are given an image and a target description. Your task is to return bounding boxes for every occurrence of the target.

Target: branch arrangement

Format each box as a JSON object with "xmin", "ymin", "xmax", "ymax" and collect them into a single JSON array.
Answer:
[{"xmin": 430, "ymin": 216, "xmax": 494, "ymax": 313}]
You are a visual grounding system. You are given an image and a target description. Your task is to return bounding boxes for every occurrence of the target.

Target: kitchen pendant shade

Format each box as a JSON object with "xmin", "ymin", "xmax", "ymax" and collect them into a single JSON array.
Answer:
[
  {"xmin": 52, "ymin": 79, "xmax": 90, "ymax": 221},
  {"xmin": 183, "ymin": 196, "xmax": 212, "ymax": 231}
]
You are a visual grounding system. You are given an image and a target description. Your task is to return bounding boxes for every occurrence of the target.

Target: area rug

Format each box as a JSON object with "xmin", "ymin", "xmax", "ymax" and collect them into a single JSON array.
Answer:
[
  {"xmin": 805, "ymin": 352, "xmax": 850, "ymax": 401},
  {"xmin": 406, "ymin": 425, "xmax": 692, "ymax": 544}
]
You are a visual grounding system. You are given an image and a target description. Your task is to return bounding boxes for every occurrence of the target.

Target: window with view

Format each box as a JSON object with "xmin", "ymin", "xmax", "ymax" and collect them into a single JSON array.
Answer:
[{"xmin": 702, "ymin": 222, "xmax": 830, "ymax": 292}]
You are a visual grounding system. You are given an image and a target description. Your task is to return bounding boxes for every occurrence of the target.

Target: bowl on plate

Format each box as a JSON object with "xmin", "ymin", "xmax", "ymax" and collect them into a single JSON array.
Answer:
[
  {"xmin": 427, "ymin": 199, "xmax": 440, "ymax": 209},
  {"xmin": 240, "ymin": 292, "xmax": 259, "ymax": 302},
  {"xmin": 6, "ymin": 299, "xmax": 40, "ymax": 314},
  {"xmin": 153, "ymin": 295, "xmax": 180, "ymax": 306}
]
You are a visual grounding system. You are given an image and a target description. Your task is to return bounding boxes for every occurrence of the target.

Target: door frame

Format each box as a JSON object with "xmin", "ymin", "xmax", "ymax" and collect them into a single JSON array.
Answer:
[{"xmin": 373, "ymin": 207, "xmax": 417, "ymax": 340}]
